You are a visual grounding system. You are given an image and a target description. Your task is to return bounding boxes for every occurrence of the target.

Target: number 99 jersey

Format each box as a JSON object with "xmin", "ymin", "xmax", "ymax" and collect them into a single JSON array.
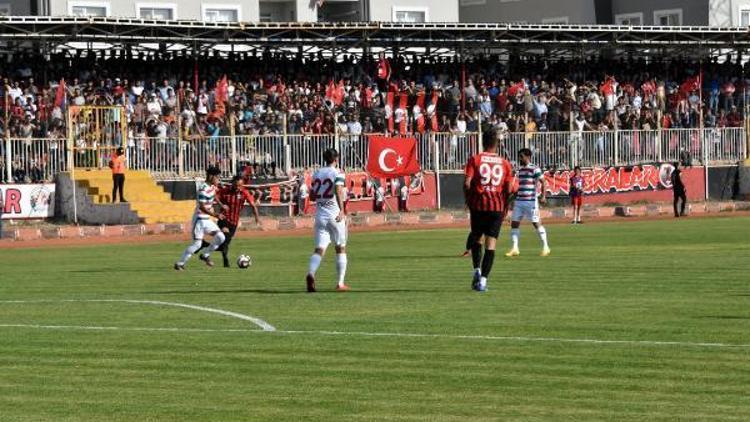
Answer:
[
  {"xmin": 464, "ymin": 152, "xmax": 513, "ymax": 212},
  {"xmin": 311, "ymin": 166, "xmax": 346, "ymax": 219}
]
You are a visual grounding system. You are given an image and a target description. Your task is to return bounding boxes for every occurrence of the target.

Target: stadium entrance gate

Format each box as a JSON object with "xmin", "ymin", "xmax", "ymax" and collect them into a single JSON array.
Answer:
[{"xmin": 67, "ymin": 106, "xmax": 127, "ymax": 169}]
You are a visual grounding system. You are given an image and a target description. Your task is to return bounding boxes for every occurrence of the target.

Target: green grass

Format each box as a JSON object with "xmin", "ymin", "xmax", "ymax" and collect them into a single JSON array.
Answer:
[{"xmin": 1, "ymin": 217, "xmax": 749, "ymax": 421}]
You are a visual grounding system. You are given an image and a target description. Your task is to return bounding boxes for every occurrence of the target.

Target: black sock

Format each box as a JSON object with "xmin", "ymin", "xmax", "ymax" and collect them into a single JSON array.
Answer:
[
  {"xmin": 471, "ymin": 242, "xmax": 483, "ymax": 270},
  {"xmin": 481, "ymin": 250, "xmax": 496, "ymax": 279},
  {"xmin": 465, "ymin": 233, "xmax": 473, "ymax": 251}
]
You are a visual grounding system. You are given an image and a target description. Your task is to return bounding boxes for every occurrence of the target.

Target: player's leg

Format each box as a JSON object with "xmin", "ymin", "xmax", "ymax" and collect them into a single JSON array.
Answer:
[
  {"xmin": 476, "ymin": 212, "xmax": 501, "ymax": 292},
  {"xmin": 576, "ymin": 198, "xmax": 583, "ymax": 223},
  {"xmin": 307, "ymin": 220, "xmax": 330, "ymax": 292},
  {"xmin": 531, "ymin": 206, "xmax": 550, "ymax": 256},
  {"xmin": 507, "ymin": 202, "xmax": 524, "ymax": 256},
  {"xmin": 175, "ymin": 218, "xmax": 205, "ymax": 269},
  {"xmin": 331, "ymin": 219, "xmax": 350, "ymax": 291},
  {"xmin": 673, "ymin": 192, "xmax": 680, "ymax": 217},
  {"xmin": 199, "ymin": 220, "xmax": 226, "ymax": 266},
  {"xmin": 468, "ymin": 211, "xmax": 484, "ymax": 289},
  {"xmin": 218, "ymin": 221, "xmax": 236, "ymax": 268}
]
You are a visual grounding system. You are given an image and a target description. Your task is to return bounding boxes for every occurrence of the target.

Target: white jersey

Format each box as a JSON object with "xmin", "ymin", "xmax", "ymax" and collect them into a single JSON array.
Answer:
[
  {"xmin": 311, "ymin": 166, "xmax": 345, "ymax": 220},
  {"xmin": 195, "ymin": 182, "xmax": 217, "ymax": 220}
]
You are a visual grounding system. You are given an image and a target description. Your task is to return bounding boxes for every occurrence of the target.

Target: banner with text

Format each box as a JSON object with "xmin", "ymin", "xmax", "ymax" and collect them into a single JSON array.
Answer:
[
  {"xmin": 0, "ymin": 184, "xmax": 56, "ymax": 219},
  {"xmin": 543, "ymin": 164, "xmax": 676, "ymax": 196}
]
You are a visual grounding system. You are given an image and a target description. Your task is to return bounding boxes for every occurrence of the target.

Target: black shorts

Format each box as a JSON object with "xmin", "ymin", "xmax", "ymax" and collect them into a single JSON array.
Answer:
[
  {"xmin": 218, "ymin": 220, "xmax": 237, "ymax": 238},
  {"xmin": 470, "ymin": 210, "xmax": 503, "ymax": 239}
]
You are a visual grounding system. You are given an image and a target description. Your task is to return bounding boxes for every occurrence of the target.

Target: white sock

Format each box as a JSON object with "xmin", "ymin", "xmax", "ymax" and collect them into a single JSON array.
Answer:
[
  {"xmin": 336, "ymin": 254, "xmax": 348, "ymax": 285},
  {"xmin": 537, "ymin": 226, "xmax": 549, "ymax": 249},
  {"xmin": 474, "ymin": 267, "xmax": 481, "ymax": 275},
  {"xmin": 179, "ymin": 240, "xmax": 203, "ymax": 265},
  {"xmin": 202, "ymin": 232, "xmax": 226, "ymax": 257},
  {"xmin": 308, "ymin": 253, "xmax": 322, "ymax": 276},
  {"xmin": 479, "ymin": 276, "xmax": 487, "ymax": 288},
  {"xmin": 511, "ymin": 228, "xmax": 520, "ymax": 249}
]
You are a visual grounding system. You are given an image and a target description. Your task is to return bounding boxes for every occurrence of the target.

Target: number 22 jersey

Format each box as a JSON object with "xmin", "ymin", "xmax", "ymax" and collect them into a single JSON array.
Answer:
[
  {"xmin": 464, "ymin": 152, "xmax": 513, "ymax": 212},
  {"xmin": 311, "ymin": 166, "xmax": 346, "ymax": 220}
]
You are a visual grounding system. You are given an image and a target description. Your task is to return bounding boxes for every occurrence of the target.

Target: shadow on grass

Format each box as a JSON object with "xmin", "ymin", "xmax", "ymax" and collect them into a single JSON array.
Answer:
[
  {"xmin": 145, "ymin": 288, "xmax": 442, "ymax": 295},
  {"xmin": 697, "ymin": 315, "xmax": 750, "ymax": 320}
]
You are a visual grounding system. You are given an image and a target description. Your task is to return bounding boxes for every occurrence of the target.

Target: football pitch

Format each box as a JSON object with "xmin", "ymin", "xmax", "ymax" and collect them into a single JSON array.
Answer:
[{"xmin": 1, "ymin": 217, "xmax": 749, "ymax": 421}]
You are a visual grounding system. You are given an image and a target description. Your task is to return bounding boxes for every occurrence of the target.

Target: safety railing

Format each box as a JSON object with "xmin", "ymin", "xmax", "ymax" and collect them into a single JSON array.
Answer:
[
  {"xmin": 2, "ymin": 128, "xmax": 746, "ymax": 182},
  {"xmin": 2, "ymin": 138, "xmax": 68, "ymax": 183}
]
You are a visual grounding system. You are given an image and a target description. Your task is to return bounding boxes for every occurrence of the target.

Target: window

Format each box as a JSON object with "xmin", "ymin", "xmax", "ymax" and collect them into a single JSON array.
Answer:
[
  {"xmin": 393, "ymin": 6, "xmax": 429, "ymax": 23},
  {"xmin": 202, "ymin": 4, "xmax": 241, "ymax": 22},
  {"xmin": 615, "ymin": 12, "xmax": 643, "ymax": 26},
  {"xmin": 740, "ymin": 8, "xmax": 750, "ymax": 27},
  {"xmin": 140, "ymin": 7, "xmax": 173, "ymax": 19},
  {"xmin": 69, "ymin": 1, "xmax": 110, "ymax": 17},
  {"xmin": 541, "ymin": 16, "xmax": 569, "ymax": 24},
  {"xmin": 460, "ymin": 0, "xmax": 486, "ymax": 5},
  {"xmin": 0, "ymin": 4, "xmax": 11, "ymax": 16},
  {"xmin": 654, "ymin": 9, "xmax": 682, "ymax": 26}
]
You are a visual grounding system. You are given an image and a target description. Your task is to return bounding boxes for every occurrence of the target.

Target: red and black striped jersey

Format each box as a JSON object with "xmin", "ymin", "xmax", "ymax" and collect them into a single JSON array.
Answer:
[
  {"xmin": 218, "ymin": 186, "xmax": 255, "ymax": 226},
  {"xmin": 464, "ymin": 152, "xmax": 513, "ymax": 212}
]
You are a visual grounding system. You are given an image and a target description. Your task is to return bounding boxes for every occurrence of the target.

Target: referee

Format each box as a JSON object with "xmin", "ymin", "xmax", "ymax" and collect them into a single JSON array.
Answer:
[{"xmin": 197, "ymin": 175, "xmax": 260, "ymax": 267}]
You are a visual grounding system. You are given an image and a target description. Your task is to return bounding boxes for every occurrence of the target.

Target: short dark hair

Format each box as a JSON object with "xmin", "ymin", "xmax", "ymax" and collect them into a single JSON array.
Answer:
[
  {"xmin": 323, "ymin": 148, "xmax": 339, "ymax": 165},
  {"xmin": 206, "ymin": 165, "xmax": 221, "ymax": 177},
  {"xmin": 574, "ymin": 165, "xmax": 581, "ymax": 171},
  {"xmin": 518, "ymin": 148, "xmax": 533, "ymax": 158},
  {"xmin": 231, "ymin": 175, "xmax": 243, "ymax": 184},
  {"xmin": 482, "ymin": 128, "xmax": 499, "ymax": 150}
]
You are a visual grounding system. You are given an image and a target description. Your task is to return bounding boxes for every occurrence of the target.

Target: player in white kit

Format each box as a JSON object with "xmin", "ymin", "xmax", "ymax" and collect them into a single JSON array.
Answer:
[
  {"xmin": 506, "ymin": 148, "xmax": 551, "ymax": 257},
  {"xmin": 174, "ymin": 168, "xmax": 227, "ymax": 270},
  {"xmin": 305, "ymin": 149, "xmax": 350, "ymax": 292}
]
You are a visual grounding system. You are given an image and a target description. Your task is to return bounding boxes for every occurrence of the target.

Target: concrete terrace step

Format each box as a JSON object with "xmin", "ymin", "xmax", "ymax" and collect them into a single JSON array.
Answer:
[{"xmin": 74, "ymin": 170, "xmax": 197, "ymax": 224}]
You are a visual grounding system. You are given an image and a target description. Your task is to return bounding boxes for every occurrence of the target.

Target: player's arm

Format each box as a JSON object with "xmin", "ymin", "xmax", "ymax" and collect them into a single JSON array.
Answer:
[
  {"xmin": 538, "ymin": 170, "xmax": 547, "ymax": 204},
  {"xmin": 199, "ymin": 199, "xmax": 221, "ymax": 219},
  {"xmin": 463, "ymin": 160, "xmax": 475, "ymax": 206},
  {"xmin": 335, "ymin": 174, "xmax": 346, "ymax": 221},
  {"xmin": 246, "ymin": 191, "xmax": 261, "ymax": 225}
]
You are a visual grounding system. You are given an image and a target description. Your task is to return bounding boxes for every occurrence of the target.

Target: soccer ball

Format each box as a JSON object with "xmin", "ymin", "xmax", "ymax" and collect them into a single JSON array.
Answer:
[{"xmin": 237, "ymin": 255, "xmax": 252, "ymax": 269}]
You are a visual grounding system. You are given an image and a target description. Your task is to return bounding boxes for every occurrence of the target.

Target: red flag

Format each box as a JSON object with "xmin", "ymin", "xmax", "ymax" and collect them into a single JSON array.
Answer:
[
  {"xmin": 377, "ymin": 57, "xmax": 391, "ymax": 81},
  {"xmin": 216, "ymin": 75, "xmax": 228, "ymax": 104},
  {"xmin": 54, "ymin": 79, "xmax": 66, "ymax": 109},
  {"xmin": 367, "ymin": 136, "xmax": 421, "ymax": 178}
]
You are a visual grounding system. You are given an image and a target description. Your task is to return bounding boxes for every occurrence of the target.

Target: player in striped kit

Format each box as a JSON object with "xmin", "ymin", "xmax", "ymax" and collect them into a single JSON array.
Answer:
[
  {"xmin": 464, "ymin": 129, "xmax": 514, "ymax": 292},
  {"xmin": 506, "ymin": 148, "xmax": 551, "ymax": 257},
  {"xmin": 305, "ymin": 148, "xmax": 350, "ymax": 293},
  {"xmin": 174, "ymin": 168, "xmax": 227, "ymax": 270}
]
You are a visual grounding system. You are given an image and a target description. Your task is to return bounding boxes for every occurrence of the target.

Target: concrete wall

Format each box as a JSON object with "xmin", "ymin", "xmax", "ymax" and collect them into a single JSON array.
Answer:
[
  {"xmin": 55, "ymin": 172, "xmax": 140, "ymax": 225},
  {"xmin": 369, "ymin": 0, "xmax": 459, "ymax": 22},
  {"xmin": 2, "ymin": 0, "xmax": 34, "ymax": 15},
  {"xmin": 50, "ymin": 0, "xmax": 260, "ymax": 21},
  {"xmin": 460, "ymin": 0, "xmax": 598, "ymax": 24},
  {"xmin": 709, "ymin": 0, "xmax": 750, "ymax": 26},
  {"xmin": 611, "ymin": 0, "xmax": 709, "ymax": 25}
]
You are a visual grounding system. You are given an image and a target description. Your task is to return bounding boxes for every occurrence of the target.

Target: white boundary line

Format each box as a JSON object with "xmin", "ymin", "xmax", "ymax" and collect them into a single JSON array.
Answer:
[
  {"xmin": 0, "ymin": 299, "xmax": 276, "ymax": 332},
  {"xmin": 0, "ymin": 322, "xmax": 748, "ymax": 349}
]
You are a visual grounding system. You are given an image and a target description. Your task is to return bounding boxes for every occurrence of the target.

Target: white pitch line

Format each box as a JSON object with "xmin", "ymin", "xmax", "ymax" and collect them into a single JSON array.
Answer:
[
  {"xmin": 0, "ymin": 323, "xmax": 748, "ymax": 349},
  {"xmin": 0, "ymin": 299, "xmax": 276, "ymax": 332}
]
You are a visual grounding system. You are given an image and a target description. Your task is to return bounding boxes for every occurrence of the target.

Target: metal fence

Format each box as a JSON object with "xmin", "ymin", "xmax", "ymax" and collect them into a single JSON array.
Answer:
[
  {"xmin": 1, "ymin": 128, "xmax": 746, "ymax": 182},
  {"xmin": 2, "ymin": 138, "xmax": 68, "ymax": 183}
]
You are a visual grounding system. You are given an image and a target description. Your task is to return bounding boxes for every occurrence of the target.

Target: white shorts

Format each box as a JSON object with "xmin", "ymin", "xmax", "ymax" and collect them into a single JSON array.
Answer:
[
  {"xmin": 314, "ymin": 216, "xmax": 347, "ymax": 249},
  {"xmin": 192, "ymin": 217, "xmax": 220, "ymax": 240},
  {"xmin": 512, "ymin": 200, "xmax": 541, "ymax": 224}
]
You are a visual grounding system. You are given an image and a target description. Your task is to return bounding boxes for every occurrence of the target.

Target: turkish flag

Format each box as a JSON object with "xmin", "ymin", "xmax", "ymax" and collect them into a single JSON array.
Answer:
[{"xmin": 367, "ymin": 136, "xmax": 421, "ymax": 178}]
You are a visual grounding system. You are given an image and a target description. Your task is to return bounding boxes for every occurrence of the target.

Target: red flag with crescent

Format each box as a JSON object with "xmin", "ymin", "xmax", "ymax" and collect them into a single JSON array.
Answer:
[{"xmin": 366, "ymin": 136, "xmax": 421, "ymax": 178}]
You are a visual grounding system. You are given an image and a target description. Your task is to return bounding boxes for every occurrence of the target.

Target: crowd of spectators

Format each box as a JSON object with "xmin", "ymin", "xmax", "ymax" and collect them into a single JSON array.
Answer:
[{"xmin": 0, "ymin": 51, "xmax": 748, "ymax": 182}]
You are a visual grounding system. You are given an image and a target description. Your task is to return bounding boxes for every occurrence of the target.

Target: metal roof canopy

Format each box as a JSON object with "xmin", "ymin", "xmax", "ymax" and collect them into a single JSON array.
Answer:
[{"xmin": 1, "ymin": 16, "xmax": 749, "ymax": 57}]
